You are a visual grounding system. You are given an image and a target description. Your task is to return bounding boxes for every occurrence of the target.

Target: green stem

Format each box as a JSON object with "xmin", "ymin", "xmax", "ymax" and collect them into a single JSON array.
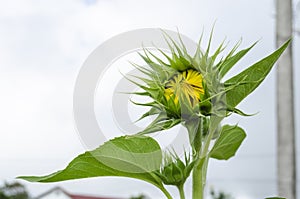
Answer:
[
  {"xmin": 178, "ymin": 184, "xmax": 186, "ymax": 199},
  {"xmin": 200, "ymin": 117, "xmax": 221, "ymax": 158},
  {"xmin": 191, "ymin": 117, "xmax": 216, "ymax": 199},
  {"xmin": 192, "ymin": 167, "xmax": 203, "ymax": 199},
  {"xmin": 192, "ymin": 157, "xmax": 208, "ymax": 199},
  {"xmin": 149, "ymin": 173, "xmax": 173, "ymax": 199},
  {"xmin": 160, "ymin": 186, "xmax": 173, "ymax": 199}
]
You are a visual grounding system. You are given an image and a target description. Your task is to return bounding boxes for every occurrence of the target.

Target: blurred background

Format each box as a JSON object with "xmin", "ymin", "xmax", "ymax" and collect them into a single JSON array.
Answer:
[{"xmin": 0, "ymin": 0, "xmax": 299, "ymax": 198}]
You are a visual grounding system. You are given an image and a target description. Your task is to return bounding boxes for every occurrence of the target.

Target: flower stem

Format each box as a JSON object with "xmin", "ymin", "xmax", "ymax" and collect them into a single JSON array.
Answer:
[
  {"xmin": 178, "ymin": 184, "xmax": 186, "ymax": 199},
  {"xmin": 192, "ymin": 156, "xmax": 208, "ymax": 199},
  {"xmin": 192, "ymin": 167, "xmax": 203, "ymax": 199},
  {"xmin": 161, "ymin": 186, "xmax": 173, "ymax": 199},
  {"xmin": 191, "ymin": 117, "xmax": 217, "ymax": 199}
]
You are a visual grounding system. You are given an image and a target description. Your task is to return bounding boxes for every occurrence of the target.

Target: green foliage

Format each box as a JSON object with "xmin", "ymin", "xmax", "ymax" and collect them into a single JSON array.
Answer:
[
  {"xmin": 18, "ymin": 136, "xmax": 171, "ymax": 197},
  {"xmin": 0, "ymin": 182, "xmax": 29, "ymax": 199},
  {"xmin": 18, "ymin": 29, "xmax": 290, "ymax": 199},
  {"xmin": 210, "ymin": 125, "xmax": 246, "ymax": 160},
  {"xmin": 130, "ymin": 194, "xmax": 149, "ymax": 199},
  {"xmin": 265, "ymin": 197, "xmax": 286, "ymax": 199},
  {"xmin": 210, "ymin": 188, "xmax": 234, "ymax": 199},
  {"xmin": 224, "ymin": 39, "xmax": 291, "ymax": 108},
  {"xmin": 218, "ymin": 42, "xmax": 257, "ymax": 78},
  {"xmin": 155, "ymin": 152, "xmax": 195, "ymax": 187}
]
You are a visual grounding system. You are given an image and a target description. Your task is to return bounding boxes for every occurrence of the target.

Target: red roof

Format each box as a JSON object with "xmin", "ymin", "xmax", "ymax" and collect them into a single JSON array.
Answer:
[{"xmin": 35, "ymin": 187, "xmax": 125, "ymax": 199}]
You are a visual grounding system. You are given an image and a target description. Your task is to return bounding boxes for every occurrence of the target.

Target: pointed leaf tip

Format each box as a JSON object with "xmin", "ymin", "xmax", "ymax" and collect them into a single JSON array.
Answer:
[{"xmin": 225, "ymin": 39, "xmax": 291, "ymax": 108}]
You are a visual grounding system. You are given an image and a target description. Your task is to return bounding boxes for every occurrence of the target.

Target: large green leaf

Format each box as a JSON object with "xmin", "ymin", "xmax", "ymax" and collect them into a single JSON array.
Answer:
[
  {"xmin": 210, "ymin": 125, "xmax": 246, "ymax": 160},
  {"xmin": 18, "ymin": 136, "xmax": 164, "ymax": 190},
  {"xmin": 225, "ymin": 39, "xmax": 291, "ymax": 108}
]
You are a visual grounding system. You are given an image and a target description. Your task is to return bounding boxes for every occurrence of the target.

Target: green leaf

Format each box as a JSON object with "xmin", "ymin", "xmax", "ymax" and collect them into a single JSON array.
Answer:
[
  {"xmin": 18, "ymin": 136, "xmax": 164, "ymax": 189},
  {"xmin": 210, "ymin": 125, "xmax": 246, "ymax": 160},
  {"xmin": 135, "ymin": 107, "xmax": 161, "ymax": 122},
  {"xmin": 219, "ymin": 41, "xmax": 257, "ymax": 78},
  {"xmin": 139, "ymin": 113, "xmax": 181, "ymax": 135},
  {"xmin": 225, "ymin": 39, "xmax": 291, "ymax": 108}
]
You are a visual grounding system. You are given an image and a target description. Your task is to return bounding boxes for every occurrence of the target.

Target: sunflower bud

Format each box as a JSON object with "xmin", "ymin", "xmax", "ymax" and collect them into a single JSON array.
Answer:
[
  {"xmin": 163, "ymin": 69, "xmax": 208, "ymax": 117},
  {"xmin": 132, "ymin": 31, "xmax": 246, "ymax": 135},
  {"xmin": 155, "ymin": 152, "xmax": 194, "ymax": 187}
]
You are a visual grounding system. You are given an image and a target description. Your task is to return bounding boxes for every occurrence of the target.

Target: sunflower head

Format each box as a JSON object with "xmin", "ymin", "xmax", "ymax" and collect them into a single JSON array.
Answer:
[
  {"xmin": 130, "ymin": 30, "xmax": 247, "ymax": 135},
  {"xmin": 164, "ymin": 69, "xmax": 204, "ymax": 107}
]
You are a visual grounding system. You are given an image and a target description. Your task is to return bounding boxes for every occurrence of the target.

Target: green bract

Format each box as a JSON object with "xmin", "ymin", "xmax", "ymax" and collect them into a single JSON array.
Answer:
[
  {"xmin": 132, "ymin": 32, "xmax": 266, "ymax": 139},
  {"xmin": 155, "ymin": 152, "xmax": 195, "ymax": 187},
  {"xmin": 18, "ymin": 29, "xmax": 291, "ymax": 199}
]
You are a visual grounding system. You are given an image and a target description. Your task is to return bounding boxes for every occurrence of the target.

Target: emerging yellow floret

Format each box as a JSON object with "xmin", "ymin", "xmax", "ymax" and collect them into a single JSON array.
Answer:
[{"xmin": 164, "ymin": 69, "xmax": 204, "ymax": 107}]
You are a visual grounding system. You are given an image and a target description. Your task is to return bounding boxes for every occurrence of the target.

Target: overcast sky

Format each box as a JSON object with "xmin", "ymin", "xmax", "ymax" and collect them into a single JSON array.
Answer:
[{"xmin": 0, "ymin": 0, "xmax": 299, "ymax": 199}]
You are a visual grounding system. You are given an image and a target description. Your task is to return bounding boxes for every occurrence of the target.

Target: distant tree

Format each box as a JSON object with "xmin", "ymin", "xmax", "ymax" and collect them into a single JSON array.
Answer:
[
  {"xmin": 210, "ymin": 188, "xmax": 233, "ymax": 199},
  {"xmin": 0, "ymin": 182, "xmax": 29, "ymax": 199},
  {"xmin": 129, "ymin": 194, "xmax": 149, "ymax": 199},
  {"xmin": 0, "ymin": 192, "xmax": 10, "ymax": 199}
]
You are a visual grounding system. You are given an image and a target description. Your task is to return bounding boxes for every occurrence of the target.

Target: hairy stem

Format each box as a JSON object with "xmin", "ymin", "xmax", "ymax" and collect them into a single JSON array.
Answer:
[
  {"xmin": 178, "ymin": 183, "xmax": 186, "ymax": 199},
  {"xmin": 192, "ymin": 167, "xmax": 203, "ymax": 199},
  {"xmin": 161, "ymin": 186, "xmax": 173, "ymax": 199},
  {"xmin": 192, "ymin": 156, "xmax": 209, "ymax": 199},
  {"xmin": 190, "ymin": 117, "xmax": 216, "ymax": 199},
  {"xmin": 189, "ymin": 118, "xmax": 205, "ymax": 199},
  {"xmin": 201, "ymin": 116, "xmax": 221, "ymax": 158}
]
